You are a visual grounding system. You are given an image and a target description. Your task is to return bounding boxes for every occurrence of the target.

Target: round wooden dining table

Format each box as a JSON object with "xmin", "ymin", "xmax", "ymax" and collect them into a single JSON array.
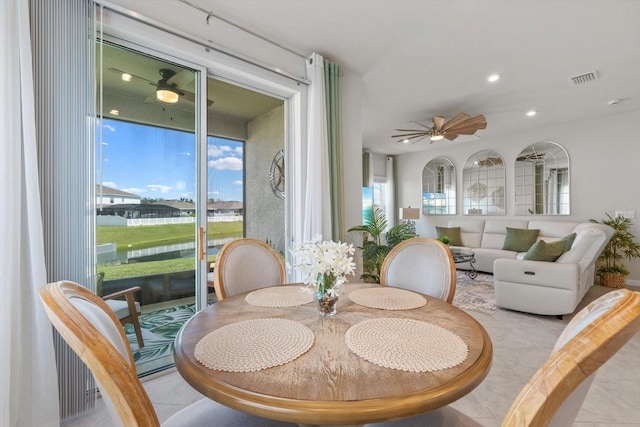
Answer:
[{"xmin": 174, "ymin": 283, "xmax": 493, "ymax": 426}]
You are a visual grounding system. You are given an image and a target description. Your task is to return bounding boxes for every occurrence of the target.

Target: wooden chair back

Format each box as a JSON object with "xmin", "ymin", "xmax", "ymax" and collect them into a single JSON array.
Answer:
[
  {"xmin": 380, "ymin": 237, "xmax": 456, "ymax": 303},
  {"xmin": 213, "ymin": 238, "xmax": 286, "ymax": 300},
  {"xmin": 502, "ymin": 288, "xmax": 640, "ymax": 426},
  {"xmin": 39, "ymin": 281, "xmax": 160, "ymax": 427}
]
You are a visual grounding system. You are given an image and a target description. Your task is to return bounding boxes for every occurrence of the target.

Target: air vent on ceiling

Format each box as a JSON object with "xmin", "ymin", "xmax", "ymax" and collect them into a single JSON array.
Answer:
[{"xmin": 569, "ymin": 71, "xmax": 599, "ymax": 85}]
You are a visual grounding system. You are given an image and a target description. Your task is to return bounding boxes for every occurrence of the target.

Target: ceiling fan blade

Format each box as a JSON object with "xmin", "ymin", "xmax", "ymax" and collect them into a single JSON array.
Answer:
[
  {"xmin": 441, "ymin": 113, "xmax": 471, "ymax": 130},
  {"xmin": 446, "ymin": 118, "xmax": 487, "ymax": 135},
  {"xmin": 108, "ymin": 67, "xmax": 157, "ymax": 86},
  {"xmin": 433, "ymin": 116, "xmax": 445, "ymax": 130},
  {"xmin": 392, "ymin": 132, "xmax": 430, "ymax": 139},
  {"xmin": 443, "ymin": 133, "xmax": 459, "ymax": 141},
  {"xmin": 167, "ymin": 69, "xmax": 195, "ymax": 88},
  {"xmin": 180, "ymin": 89, "xmax": 215, "ymax": 107}
]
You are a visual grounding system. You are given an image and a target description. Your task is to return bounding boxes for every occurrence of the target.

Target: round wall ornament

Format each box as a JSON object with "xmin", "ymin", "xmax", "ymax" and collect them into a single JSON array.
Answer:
[{"xmin": 269, "ymin": 149, "xmax": 285, "ymax": 199}]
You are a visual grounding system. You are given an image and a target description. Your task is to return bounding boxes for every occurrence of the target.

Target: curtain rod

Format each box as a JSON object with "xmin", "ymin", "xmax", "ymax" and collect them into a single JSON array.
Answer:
[
  {"xmin": 95, "ymin": 0, "xmax": 310, "ymax": 85},
  {"xmin": 178, "ymin": 0, "xmax": 308, "ymax": 60}
]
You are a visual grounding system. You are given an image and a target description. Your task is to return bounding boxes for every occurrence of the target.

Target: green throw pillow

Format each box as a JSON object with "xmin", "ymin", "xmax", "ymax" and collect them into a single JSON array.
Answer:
[
  {"xmin": 523, "ymin": 240, "xmax": 567, "ymax": 262},
  {"xmin": 435, "ymin": 226, "xmax": 463, "ymax": 246},
  {"xmin": 502, "ymin": 227, "xmax": 540, "ymax": 252},
  {"xmin": 560, "ymin": 232, "xmax": 577, "ymax": 251}
]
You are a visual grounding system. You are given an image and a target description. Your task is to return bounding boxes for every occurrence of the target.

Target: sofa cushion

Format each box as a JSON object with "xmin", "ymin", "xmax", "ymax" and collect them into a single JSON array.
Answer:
[
  {"xmin": 503, "ymin": 227, "xmax": 540, "ymax": 252},
  {"xmin": 435, "ymin": 226, "xmax": 463, "ymax": 246},
  {"xmin": 523, "ymin": 240, "xmax": 567, "ymax": 262},
  {"xmin": 481, "ymin": 220, "xmax": 529, "ymax": 249},
  {"xmin": 561, "ymin": 232, "xmax": 577, "ymax": 251}
]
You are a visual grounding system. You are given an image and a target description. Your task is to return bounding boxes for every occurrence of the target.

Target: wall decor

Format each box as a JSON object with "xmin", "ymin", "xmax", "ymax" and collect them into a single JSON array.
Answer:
[
  {"xmin": 514, "ymin": 141, "xmax": 569, "ymax": 215},
  {"xmin": 422, "ymin": 157, "xmax": 456, "ymax": 215},
  {"xmin": 463, "ymin": 150, "xmax": 505, "ymax": 216}
]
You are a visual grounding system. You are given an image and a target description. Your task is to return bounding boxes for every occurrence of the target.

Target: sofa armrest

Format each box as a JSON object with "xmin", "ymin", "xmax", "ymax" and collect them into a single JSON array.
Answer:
[{"xmin": 494, "ymin": 259, "xmax": 579, "ymax": 291}]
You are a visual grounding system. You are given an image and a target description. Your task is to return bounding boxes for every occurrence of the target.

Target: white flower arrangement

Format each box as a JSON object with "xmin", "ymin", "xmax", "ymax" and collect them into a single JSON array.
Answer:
[{"xmin": 290, "ymin": 235, "xmax": 356, "ymax": 297}]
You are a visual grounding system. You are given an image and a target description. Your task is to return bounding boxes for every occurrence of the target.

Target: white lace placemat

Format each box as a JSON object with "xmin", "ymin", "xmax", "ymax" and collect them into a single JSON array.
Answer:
[
  {"xmin": 245, "ymin": 285, "xmax": 314, "ymax": 307},
  {"xmin": 345, "ymin": 318, "xmax": 468, "ymax": 372},
  {"xmin": 195, "ymin": 318, "xmax": 315, "ymax": 372},
  {"xmin": 348, "ymin": 287, "xmax": 426, "ymax": 310}
]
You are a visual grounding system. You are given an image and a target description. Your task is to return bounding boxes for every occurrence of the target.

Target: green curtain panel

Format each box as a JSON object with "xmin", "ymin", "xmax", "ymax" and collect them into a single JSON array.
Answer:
[{"xmin": 325, "ymin": 60, "xmax": 343, "ymax": 241}]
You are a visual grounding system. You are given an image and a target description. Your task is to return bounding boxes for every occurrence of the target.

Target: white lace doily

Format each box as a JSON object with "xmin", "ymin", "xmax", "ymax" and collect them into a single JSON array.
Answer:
[
  {"xmin": 345, "ymin": 318, "xmax": 468, "ymax": 372},
  {"xmin": 195, "ymin": 318, "xmax": 315, "ymax": 372}
]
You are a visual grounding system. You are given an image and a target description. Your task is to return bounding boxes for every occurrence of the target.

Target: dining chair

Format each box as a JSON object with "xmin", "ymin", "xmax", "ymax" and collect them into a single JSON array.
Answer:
[
  {"xmin": 207, "ymin": 260, "xmax": 215, "ymax": 289},
  {"xmin": 213, "ymin": 238, "xmax": 286, "ymax": 300},
  {"xmin": 39, "ymin": 280, "xmax": 296, "ymax": 427},
  {"xmin": 380, "ymin": 237, "xmax": 456, "ymax": 303},
  {"xmin": 365, "ymin": 288, "xmax": 640, "ymax": 427},
  {"xmin": 102, "ymin": 286, "xmax": 144, "ymax": 348}
]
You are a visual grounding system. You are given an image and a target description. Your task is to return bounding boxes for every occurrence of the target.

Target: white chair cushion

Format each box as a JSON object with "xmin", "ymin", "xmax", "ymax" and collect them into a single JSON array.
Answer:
[
  {"xmin": 162, "ymin": 398, "xmax": 296, "ymax": 427},
  {"xmin": 105, "ymin": 299, "xmax": 141, "ymax": 319}
]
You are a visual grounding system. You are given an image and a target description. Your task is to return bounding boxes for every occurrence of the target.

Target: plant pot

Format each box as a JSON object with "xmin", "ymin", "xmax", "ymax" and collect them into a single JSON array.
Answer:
[{"xmin": 600, "ymin": 272, "xmax": 626, "ymax": 288}]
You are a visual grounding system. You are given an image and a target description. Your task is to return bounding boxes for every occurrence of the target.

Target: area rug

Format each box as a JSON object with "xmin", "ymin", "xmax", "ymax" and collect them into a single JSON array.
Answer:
[
  {"xmin": 453, "ymin": 272, "xmax": 499, "ymax": 315},
  {"xmin": 124, "ymin": 303, "xmax": 196, "ymax": 377}
]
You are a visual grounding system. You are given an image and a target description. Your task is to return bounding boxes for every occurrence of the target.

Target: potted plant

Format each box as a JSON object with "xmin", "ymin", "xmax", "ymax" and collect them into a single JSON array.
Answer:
[
  {"xmin": 589, "ymin": 213, "xmax": 640, "ymax": 288},
  {"xmin": 438, "ymin": 235, "xmax": 451, "ymax": 246},
  {"xmin": 348, "ymin": 205, "xmax": 415, "ymax": 283}
]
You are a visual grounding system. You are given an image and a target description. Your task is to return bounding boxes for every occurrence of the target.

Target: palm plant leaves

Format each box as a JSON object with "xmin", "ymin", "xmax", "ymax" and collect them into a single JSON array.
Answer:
[{"xmin": 348, "ymin": 205, "xmax": 416, "ymax": 283}]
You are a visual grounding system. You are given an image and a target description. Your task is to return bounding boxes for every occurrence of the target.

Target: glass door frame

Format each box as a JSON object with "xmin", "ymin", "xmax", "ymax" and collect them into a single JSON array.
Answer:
[{"xmin": 99, "ymin": 7, "xmax": 309, "ymax": 309}]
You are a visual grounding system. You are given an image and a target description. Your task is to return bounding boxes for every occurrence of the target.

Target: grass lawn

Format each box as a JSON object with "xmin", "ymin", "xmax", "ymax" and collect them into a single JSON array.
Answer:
[
  {"xmin": 97, "ymin": 222, "xmax": 242, "ymax": 251},
  {"xmin": 97, "ymin": 222, "xmax": 241, "ymax": 280}
]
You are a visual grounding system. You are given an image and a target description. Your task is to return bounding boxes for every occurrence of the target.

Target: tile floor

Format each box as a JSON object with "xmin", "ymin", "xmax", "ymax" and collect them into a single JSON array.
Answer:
[{"xmin": 62, "ymin": 284, "xmax": 640, "ymax": 427}]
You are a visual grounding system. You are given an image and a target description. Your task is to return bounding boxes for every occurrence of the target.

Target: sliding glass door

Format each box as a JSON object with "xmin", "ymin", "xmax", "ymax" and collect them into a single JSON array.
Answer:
[{"xmin": 97, "ymin": 41, "xmax": 206, "ymax": 376}]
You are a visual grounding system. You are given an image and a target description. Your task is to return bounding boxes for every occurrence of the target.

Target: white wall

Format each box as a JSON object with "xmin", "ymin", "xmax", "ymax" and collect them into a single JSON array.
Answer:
[{"xmin": 393, "ymin": 109, "xmax": 640, "ymax": 282}]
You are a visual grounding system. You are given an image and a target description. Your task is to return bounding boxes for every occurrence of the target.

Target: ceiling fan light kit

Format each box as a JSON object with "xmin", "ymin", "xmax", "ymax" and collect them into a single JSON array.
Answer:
[{"xmin": 393, "ymin": 113, "xmax": 487, "ymax": 144}]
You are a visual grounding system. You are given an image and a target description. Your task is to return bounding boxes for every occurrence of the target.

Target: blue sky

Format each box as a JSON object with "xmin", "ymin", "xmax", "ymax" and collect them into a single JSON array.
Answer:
[{"xmin": 99, "ymin": 118, "xmax": 243, "ymax": 201}]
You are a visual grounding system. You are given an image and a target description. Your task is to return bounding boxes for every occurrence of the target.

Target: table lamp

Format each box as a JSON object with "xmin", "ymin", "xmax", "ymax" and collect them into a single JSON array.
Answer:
[{"xmin": 399, "ymin": 207, "xmax": 420, "ymax": 234}]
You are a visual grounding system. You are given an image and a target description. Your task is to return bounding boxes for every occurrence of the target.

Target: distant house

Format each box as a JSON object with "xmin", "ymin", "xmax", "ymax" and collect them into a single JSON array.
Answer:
[
  {"xmin": 208, "ymin": 200, "xmax": 243, "ymax": 216},
  {"xmin": 96, "ymin": 184, "xmax": 141, "ymax": 206},
  {"xmin": 150, "ymin": 199, "xmax": 196, "ymax": 217},
  {"xmin": 97, "ymin": 203, "xmax": 181, "ymax": 219}
]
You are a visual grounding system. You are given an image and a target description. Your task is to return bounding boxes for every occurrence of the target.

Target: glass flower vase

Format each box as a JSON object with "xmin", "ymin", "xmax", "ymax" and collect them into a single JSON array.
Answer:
[
  {"xmin": 315, "ymin": 273, "xmax": 339, "ymax": 317},
  {"xmin": 316, "ymin": 291, "xmax": 338, "ymax": 317}
]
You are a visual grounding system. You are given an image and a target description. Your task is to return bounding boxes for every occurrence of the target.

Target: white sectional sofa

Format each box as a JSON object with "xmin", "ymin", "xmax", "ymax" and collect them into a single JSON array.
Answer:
[{"xmin": 441, "ymin": 219, "xmax": 614, "ymax": 316}]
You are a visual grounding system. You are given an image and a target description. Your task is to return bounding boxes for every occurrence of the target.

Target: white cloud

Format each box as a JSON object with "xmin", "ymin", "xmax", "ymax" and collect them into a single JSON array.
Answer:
[
  {"xmin": 147, "ymin": 184, "xmax": 172, "ymax": 194},
  {"xmin": 101, "ymin": 181, "xmax": 117, "ymax": 188},
  {"xmin": 232, "ymin": 180, "xmax": 243, "ymax": 185},
  {"xmin": 103, "ymin": 124, "xmax": 116, "ymax": 133},
  {"xmin": 122, "ymin": 187, "xmax": 147, "ymax": 194},
  {"xmin": 208, "ymin": 156, "xmax": 243, "ymax": 171},
  {"xmin": 175, "ymin": 180, "xmax": 186, "ymax": 190},
  {"xmin": 234, "ymin": 146, "xmax": 243, "ymax": 155},
  {"xmin": 179, "ymin": 152, "xmax": 191, "ymax": 156},
  {"xmin": 208, "ymin": 145, "xmax": 233, "ymax": 157},
  {"xmin": 209, "ymin": 191, "xmax": 220, "ymax": 196}
]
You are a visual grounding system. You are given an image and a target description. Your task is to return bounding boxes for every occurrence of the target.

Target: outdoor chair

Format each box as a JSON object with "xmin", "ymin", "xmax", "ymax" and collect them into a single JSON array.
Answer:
[
  {"xmin": 103, "ymin": 286, "xmax": 144, "ymax": 348},
  {"xmin": 365, "ymin": 288, "xmax": 640, "ymax": 426},
  {"xmin": 39, "ymin": 280, "xmax": 296, "ymax": 427},
  {"xmin": 214, "ymin": 238, "xmax": 286, "ymax": 300},
  {"xmin": 380, "ymin": 237, "xmax": 457, "ymax": 303}
]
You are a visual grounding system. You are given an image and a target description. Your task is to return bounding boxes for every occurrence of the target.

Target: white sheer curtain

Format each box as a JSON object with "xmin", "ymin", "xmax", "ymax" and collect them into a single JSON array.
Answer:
[
  {"xmin": 0, "ymin": 0, "xmax": 60, "ymax": 425},
  {"xmin": 303, "ymin": 53, "xmax": 332, "ymax": 242},
  {"xmin": 384, "ymin": 156, "xmax": 396, "ymax": 229}
]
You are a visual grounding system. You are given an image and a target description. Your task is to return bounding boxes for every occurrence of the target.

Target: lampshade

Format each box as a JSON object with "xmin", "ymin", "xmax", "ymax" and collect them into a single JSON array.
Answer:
[
  {"xmin": 156, "ymin": 88, "xmax": 179, "ymax": 103},
  {"xmin": 430, "ymin": 134, "xmax": 444, "ymax": 141},
  {"xmin": 399, "ymin": 207, "xmax": 420, "ymax": 220}
]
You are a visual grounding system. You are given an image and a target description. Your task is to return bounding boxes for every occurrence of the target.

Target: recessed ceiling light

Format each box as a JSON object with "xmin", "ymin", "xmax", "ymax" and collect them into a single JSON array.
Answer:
[
  {"xmin": 526, "ymin": 110, "xmax": 537, "ymax": 117},
  {"xmin": 487, "ymin": 74, "xmax": 500, "ymax": 83},
  {"xmin": 109, "ymin": 109, "xmax": 120, "ymax": 116},
  {"xmin": 402, "ymin": 139, "xmax": 410, "ymax": 144},
  {"xmin": 121, "ymin": 73, "xmax": 132, "ymax": 82}
]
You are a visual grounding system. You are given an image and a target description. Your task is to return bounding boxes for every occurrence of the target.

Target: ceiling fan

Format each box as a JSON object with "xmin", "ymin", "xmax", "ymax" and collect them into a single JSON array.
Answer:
[
  {"xmin": 393, "ymin": 113, "xmax": 487, "ymax": 144},
  {"xmin": 108, "ymin": 67, "xmax": 214, "ymax": 106}
]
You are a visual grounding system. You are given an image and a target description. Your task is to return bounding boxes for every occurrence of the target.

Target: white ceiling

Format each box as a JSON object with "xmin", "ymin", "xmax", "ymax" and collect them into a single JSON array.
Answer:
[{"xmin": 106, "ymin": 0, "xmax": 640, "ymax": 155}]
